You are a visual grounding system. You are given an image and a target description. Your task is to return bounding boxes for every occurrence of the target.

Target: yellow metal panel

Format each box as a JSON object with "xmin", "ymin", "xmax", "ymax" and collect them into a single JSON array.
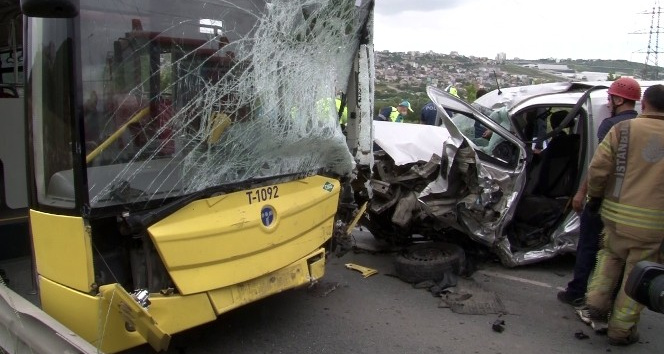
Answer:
[
  {"xmin": 98, "ymin": 284, "xmax": 170, "ymax": 352},
  {"xmin": 148, "ymin": 175, "xmax": 340, "ymax": 295},
  {"xmin": 208, "ymin": 287, "xmax": 234, "ymax": 311},
  {"xmin": 30, "ymin": 210, "xmax": 94, "ymax": 293},
  {"xmin": 208, "ymin": 248, "xmax": 325, "ymax": 315},
  {"xmin": 39, "ymin": 276, "xmax": 146, "ymax": 353},
  {"xmin": 308, "ymin": 255, "xmax": 326, "ymax": 281},
  {"xmin": 148, "ymin": 293, "xmax": 217, "ymax": 334},
  {"xmin": 39, "ymin": 276, "xmax": 218, "ymax": 353}
]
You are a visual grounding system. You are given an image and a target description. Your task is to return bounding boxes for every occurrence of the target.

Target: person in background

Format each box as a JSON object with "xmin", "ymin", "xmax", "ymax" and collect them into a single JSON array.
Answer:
[
  {"xmin": 579, "ymin": 84, "xmax": 664, "ymax": 346},
  {"xmin": 421, "ymin": 101, "xmax": 461, "ymax": 126},
  {"xmin": 531, "ymin": 110, "xmax": 549, "ymax": 155},
  {"xmin": 475, "ymin": 87, "xmax": 488, "ymax": 100},
  {"xmin": 420, "ymin": 101, "xmax": 437, "ymax": 125},
  {"xmin": 447, "ymin": 86, "xmax": 460, "ymax": 98},
  {"xmin": 557, "ymin": 77, "xmax": 641, "ymax": 307},
  {"xmin": 479, "ymin": 106, "xmax": 511, "ymax": 155},
  {"xmin": 376, "ymin": 100, "xmax": 413, "ymax": 122},
  {"xmin": 473, "ymin": 87, "xmax": 489, "ymax": 138},
  {"xmin": 335, "ymin": 92, "xmax": 348, "ymax": 127}
]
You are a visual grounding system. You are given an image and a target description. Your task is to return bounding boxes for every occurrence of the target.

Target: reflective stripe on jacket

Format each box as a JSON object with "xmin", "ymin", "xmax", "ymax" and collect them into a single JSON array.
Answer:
[{"xmin": 588, "ymin": 114, "xmax": 664, "ymax": 231}]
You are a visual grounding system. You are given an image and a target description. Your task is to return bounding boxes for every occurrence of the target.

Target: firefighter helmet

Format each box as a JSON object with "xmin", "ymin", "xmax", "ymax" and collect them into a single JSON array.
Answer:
[{"xmin": 608, "ymin": 77, "xmax": 641, "ymax": 101}]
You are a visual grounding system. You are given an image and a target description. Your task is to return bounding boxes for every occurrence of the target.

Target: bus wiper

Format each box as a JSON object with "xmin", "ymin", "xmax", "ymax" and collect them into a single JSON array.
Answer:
[
  {"xmin": 123, "ymin": 190, "xmax": 206, "ymax": 235},
  {"xmin": 110, "ymin": 180, "xmax": 147, "ymax": 203},
  {"xmin": 121, "ymin": 171, "xmax": 308, "ymax": 234}
]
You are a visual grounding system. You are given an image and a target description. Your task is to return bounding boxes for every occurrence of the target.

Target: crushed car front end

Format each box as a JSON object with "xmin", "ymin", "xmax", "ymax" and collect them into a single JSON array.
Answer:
[{"xmin": 364, "ymin": 84, "xmax": 601, "ymax": 267}]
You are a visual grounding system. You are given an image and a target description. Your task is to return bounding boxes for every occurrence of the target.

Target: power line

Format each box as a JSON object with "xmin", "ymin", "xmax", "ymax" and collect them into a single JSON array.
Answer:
[
  {"xmin": 644, "ymin": 2, "xmax": 661, "ymax": 79},
  {"xmin": 630, "ymin": 2, "xmax": 663, "ymax": 79}
]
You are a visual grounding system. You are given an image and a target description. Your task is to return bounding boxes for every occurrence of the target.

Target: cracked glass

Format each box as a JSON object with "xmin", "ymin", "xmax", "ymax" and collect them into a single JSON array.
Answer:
[{"xmin": 32, "ymin": 0, "xmax": 371, "ymax": 209}]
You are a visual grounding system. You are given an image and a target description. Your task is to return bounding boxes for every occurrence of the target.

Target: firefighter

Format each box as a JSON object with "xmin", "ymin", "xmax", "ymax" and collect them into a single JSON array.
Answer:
[
  {"xmin": 581, "ymin": 84, "xmax": 664, "ymax": 346},
  {"xmin": 558, "ymin": 77, "xmax": 641, "ymax": 307}
]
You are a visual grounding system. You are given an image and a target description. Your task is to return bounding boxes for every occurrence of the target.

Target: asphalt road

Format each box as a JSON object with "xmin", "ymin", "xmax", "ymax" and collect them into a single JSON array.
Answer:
[{"xmin": 123, "ymin": 230, "xmax": 664, "ymax": 354}]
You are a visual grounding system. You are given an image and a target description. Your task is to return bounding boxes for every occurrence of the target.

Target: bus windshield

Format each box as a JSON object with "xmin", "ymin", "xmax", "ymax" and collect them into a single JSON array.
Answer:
[{"xmin": 30, "ymin": 0, "xmax": 370, "ymax": 210}]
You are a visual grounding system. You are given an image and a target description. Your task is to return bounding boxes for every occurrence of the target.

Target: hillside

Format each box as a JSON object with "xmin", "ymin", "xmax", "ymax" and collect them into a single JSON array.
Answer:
[
  {"xmin": 514, "ymin": 58, "xmax": 652, "ymax": 77},
  {"xmin": 373, "ymin": 50, "xmax": 657, "ymax": 122}
]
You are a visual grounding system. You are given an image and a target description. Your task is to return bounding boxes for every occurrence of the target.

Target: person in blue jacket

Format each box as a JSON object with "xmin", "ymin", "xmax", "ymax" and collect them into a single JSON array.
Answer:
[{"xmin": 420, "ymin": 101, "xmax": 438, "ymax": 125}]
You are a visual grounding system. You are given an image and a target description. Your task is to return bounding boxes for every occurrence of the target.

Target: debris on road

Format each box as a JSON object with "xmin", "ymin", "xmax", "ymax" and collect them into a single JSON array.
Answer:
[
  {"xmin": 439, "ymin": 291, "xmax": 472, "ymax": 307},
  {"xmin": 307, "ymin": 281, "xmax": 340, "ymax": 298},
  {"xmin": 574, "ymin": 331, "xmax": 590, "ymax": 340},
  {"xmin": 492, "ymin": 319, "xmax": 505, "ymax": 333},
  {"xmin": 413, "ymin": 280, "xmax": 436, "ymax": 289},
  {"xmin": 430, "ymin": 272, "xmax": 459, "ymax": 296},
  {"xmin": 345, "ymin": 263, "xmax": 378, "ymax": 278},
  {"xmin": 438, "ymin": 278, "xmax": 506, "ymax": 315}
]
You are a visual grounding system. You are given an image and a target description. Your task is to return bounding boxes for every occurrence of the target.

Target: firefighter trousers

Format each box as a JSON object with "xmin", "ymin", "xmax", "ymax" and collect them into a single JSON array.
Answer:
[{"xmin": 585, "ymin": 225, "xmax": 663, "ymax": 340}]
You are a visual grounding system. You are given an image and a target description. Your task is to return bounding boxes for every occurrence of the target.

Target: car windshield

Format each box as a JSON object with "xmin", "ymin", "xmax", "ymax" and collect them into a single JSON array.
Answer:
[{"xmin": 31, "ymin": 0, "xmax": 371, "ymax": 209}]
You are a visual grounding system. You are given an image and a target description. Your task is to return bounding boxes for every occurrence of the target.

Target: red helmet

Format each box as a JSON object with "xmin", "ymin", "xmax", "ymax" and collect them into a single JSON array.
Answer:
[{"xmin": 608, "ymin": 77, "xmax": 641, "ymax": 101}]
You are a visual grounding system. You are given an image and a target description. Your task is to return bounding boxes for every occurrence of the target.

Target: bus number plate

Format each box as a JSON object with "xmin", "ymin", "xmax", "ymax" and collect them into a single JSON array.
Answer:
[{"xmin": 246, "ymin": 186, "xmax": 279, "ymax": 204}]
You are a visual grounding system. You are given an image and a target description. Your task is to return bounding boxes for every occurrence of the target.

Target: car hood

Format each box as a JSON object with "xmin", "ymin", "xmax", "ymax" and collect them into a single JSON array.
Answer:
[{"xmin": 373, "ymin": 121, "xmax": 450, "ymax": 166}]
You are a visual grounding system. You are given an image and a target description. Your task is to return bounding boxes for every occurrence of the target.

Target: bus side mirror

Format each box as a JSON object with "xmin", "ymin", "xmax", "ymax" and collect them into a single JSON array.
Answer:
[{"xmin": 20, "ymin": 0, "xmax": 79, "ymax": 18}]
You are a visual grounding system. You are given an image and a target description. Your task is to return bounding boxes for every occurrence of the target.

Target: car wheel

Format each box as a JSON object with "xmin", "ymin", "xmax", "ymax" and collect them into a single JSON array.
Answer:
[{"xmin": 394, "ymin": 242, "xmax": 465, "ymax": 283}]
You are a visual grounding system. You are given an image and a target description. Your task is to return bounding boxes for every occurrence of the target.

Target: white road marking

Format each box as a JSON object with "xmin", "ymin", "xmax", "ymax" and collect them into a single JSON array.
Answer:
[{"xmin": 477, "ymin": 270, "xmax": 566, "ymax": 291}]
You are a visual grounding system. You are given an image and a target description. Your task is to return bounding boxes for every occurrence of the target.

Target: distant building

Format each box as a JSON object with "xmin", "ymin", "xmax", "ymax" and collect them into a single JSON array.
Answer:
[
  {"xmin": 578, "ymin": 71, "xmax": 610, "ymax": 81},
  {"xmin": 495, "ymin": 52, "xmax": 507, "ymax": 63},
  {"xmin": 536, "ymin": 64, "xmax": 574, "ymax": 73}
]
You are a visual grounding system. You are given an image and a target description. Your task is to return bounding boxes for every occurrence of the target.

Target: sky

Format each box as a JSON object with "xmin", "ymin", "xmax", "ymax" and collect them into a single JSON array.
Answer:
[{"xmin": 374, "ymin": 0, "xmax": 661, "ymax": 64}]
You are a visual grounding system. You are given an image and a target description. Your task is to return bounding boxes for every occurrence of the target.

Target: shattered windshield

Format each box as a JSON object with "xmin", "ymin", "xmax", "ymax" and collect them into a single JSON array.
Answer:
[{"xmin": 34, "ymin": 0, "xmax": 371, "ymax": 209}]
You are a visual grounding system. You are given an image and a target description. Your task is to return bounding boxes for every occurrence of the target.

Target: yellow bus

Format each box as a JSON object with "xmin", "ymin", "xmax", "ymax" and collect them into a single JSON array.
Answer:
[{"xmin": 0, "ymin": 0, "xmax": 375, "ymax": 352}]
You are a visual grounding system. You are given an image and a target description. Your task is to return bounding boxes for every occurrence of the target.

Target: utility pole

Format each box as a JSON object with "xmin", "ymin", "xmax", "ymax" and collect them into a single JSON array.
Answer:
[{"xmin": 631, "ymin": 2, "xmax": 663, "ymax": 79}]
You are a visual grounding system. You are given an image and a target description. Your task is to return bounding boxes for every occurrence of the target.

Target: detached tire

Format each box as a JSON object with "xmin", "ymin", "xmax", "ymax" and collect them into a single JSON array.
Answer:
[{"xmin": 394, "ymin": 242, "xmax": 465, "ymax": 283}]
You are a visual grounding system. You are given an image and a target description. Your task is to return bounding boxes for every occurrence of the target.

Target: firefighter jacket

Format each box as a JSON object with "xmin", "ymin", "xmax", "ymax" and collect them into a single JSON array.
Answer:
[{"xmin": 587, "ymin": 113, "xmax": 664, "ymax": 234}]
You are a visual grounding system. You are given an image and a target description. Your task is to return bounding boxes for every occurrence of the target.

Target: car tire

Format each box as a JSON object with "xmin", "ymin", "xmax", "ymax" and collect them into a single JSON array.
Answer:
[{"xmin": 394, "ymin": 242, "xmax": 465, "ymax": 283}]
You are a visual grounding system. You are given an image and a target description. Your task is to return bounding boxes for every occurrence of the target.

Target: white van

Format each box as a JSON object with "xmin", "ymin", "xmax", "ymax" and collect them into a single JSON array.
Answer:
[{"xmin": 365, "ymin": 81, "xmax": 664, "ymax": 267}]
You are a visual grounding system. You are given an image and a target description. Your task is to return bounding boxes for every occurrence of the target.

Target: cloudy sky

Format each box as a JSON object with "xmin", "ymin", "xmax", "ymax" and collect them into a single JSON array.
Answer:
[{"xmin": 374, "ymin": 0, "xmax": 659, "ymax": 63}]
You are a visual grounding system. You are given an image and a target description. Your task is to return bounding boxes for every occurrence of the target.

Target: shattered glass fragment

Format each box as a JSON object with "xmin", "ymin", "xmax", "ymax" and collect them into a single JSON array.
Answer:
[{"xmin": 69, "ymin": 0, "xmax": 372, "ymax": 208}]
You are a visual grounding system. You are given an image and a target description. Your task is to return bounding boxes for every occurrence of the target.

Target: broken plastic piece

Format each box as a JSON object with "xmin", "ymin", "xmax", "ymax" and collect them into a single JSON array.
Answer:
[
  {"xmin": 345, "ymin": 202, "xmax": 368, "ymax": 236},
  {"xmin": 492, "ymin": 319, "xmax": 505, "ymax": 333},
  {"xmin": 345, "ymin": 263, "xmax": 378, "ymax": 278},
  {"xmin": 574, "ymin": 330, "xmax": 589, "ymax": 340}
]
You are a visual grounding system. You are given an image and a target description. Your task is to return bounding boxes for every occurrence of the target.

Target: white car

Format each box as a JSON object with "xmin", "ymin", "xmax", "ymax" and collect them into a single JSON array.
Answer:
[{"xmin": 365, "ymin": 80, "xmax": 663, "ymax": 267}]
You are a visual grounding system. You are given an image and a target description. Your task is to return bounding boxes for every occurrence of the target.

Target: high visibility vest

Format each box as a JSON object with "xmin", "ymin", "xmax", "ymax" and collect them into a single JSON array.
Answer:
[
  {"xmin": 377, "ymin": 106, "xmax": 402, "ymax": 122},
  {"xmin": 336, "ymin": 98, "xmax": 348, "ymax": 125}
]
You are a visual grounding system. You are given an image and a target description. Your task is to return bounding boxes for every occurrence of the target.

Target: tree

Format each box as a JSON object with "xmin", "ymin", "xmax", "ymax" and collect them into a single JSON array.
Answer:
[{"xmin": 464, "ymin": 84, "xmax": 477, "ymax": 102}]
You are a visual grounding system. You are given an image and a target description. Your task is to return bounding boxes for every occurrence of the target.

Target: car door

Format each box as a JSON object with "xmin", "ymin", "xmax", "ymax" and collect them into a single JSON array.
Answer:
[{"xmin": 423, "ymin": 86, "xmax": 528, "ymax": 249}]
